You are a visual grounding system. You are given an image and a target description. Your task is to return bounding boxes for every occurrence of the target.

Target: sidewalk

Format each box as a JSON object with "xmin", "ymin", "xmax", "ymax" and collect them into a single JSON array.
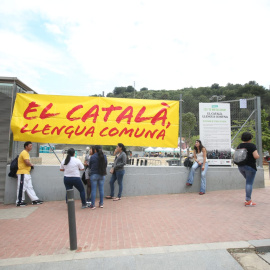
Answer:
[{"xmin": 1, "ymin": 184, "xmax": 270, "ymax": 269}]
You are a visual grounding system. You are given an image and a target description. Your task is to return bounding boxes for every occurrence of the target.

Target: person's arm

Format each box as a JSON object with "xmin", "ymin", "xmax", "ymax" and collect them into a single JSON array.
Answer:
[
  {"xmin": 201, "ymin": 148, "xmax": 207, "ymax": 171},
  {"xmin": 114, "ymin": 153, "xmax": 126, "ymax": 170},
  {"xmin": 79, "ymin": 160, "xmax": 85, "ymax": 171},
  {"xmin": 24, "ymin": 159, "xmax": 33, "ymax": 167},
  {"xmin": 60, "ymin": 161, "xmax": 64, "ymax": 171},
  {"xmin": 253, "ymin": 150, "xmax": 260, "ymax": 159},
  {"xmin": 193, "ymin": 150, "xmax": 198, "ymax": 163}
]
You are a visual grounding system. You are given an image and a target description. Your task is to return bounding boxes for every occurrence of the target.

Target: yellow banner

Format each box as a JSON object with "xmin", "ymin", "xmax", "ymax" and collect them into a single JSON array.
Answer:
[{"xmin": 11, "ymin": 94, "xmax": 179, "ymax": 147}]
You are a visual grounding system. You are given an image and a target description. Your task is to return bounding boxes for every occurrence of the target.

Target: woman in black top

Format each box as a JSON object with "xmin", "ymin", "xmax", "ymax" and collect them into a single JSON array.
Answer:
[
  {"xmin": 105, "ymin": 143, "xmax": 127, "ymax": 201},
  {"xmin": 237, "ymin": 132, "xmax": 259, "ymax": 206}
]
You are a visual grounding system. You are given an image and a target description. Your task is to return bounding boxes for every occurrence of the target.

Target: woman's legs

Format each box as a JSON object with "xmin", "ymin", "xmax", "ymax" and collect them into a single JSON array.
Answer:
[
  {"xmin": 238, "ymin": 166, "xmax": 256, "ymax": 201},
  {"xmin": 90, "ymin": 175, "xmax": 98, "ymax": 207},
  {"xmin": 187, "ymin": 162, "xmax": 199, "ymax": 185},
  {"xmin": 200, "ymin": 163, "xmax": 208, "ymax": 193},
  {"xmin": 73, "ymin": 178, "xmax": 86, "ymax": 206},
  {"xmin": 98, "ymin": 176, "xmax": 105, "ymax": 206},
  {"xmin": 116, "ymin": 170, "xmax": 125, "ymax": 198},
  {"xmin": 109, "ymin": 173, "xmax": 117, "ymax": 197},
  {"xmin": 86, "ymin": 179, "xmax": 91, "ymax": 201}
]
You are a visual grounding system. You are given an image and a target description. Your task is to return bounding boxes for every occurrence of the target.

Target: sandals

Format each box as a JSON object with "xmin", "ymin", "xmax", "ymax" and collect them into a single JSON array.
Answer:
[
  {"xmin": 113, "ymin": 197, "xmax": 121, "ymax": 201},
  {"xmin": 105, "ymin": 196, "xmax": 114, "ymax": 199}
]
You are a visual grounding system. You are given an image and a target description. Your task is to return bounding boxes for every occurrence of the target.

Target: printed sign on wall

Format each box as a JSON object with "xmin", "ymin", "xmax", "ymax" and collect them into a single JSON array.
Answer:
[
  {"xmin": 11, "ymin": 94, "xmax": 179, "ymax": 147},
  {"xmin": 199, "ymin": 103, "xmax": 231, "ymax": 166}
]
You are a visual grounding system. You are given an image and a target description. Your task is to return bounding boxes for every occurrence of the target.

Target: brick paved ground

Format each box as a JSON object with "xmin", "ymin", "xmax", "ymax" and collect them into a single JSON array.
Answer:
[{"xmin": 1, "ymin": 186, "xmax": 270, "ymax": 260}]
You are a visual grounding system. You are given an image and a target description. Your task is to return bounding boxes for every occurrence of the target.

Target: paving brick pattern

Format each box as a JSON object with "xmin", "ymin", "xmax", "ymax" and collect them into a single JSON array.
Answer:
[{"xmin": 1, "ymin": 187, "xmax": 270, "ymax": 259}]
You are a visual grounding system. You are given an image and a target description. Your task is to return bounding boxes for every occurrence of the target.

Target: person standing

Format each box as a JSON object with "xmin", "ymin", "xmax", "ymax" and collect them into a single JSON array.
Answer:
[
  {"xmin": 106, "ymin": 143, "xmax": 127, "ymax": 201},
  {"xmin": 60, "ymin": 148, "xmax": 87, "ymax": 209},
  {"xmin": 16, "ymin": 141, "xmax": 43, "ymax": 206},
  {"xmin": 237, "ymin": 132, "xmax": 260, "ymax": 206},
  {"xmin": 186, "ymin": 140, "xmax": 208, "ymax": 195},
  {"xmin": 84, "ymin": 146, "xmax": 92, "ymax": 205},
  {"xmin": 89, "ymin": 145, "xmax": 107, "ymax": 209}
]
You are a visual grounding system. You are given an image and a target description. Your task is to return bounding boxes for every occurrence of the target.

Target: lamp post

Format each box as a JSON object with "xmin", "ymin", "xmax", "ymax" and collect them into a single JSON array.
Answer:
[{"xmin": 209, "ymin": 95, "xmax": 226, "ymax": 102}]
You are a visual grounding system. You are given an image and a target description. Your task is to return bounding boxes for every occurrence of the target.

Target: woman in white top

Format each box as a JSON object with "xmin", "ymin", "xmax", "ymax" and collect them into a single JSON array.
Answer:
[
  {"xmin": 60, "ymin": 148, "xmax": 87, "ymax": 208},
  {"xmin": 186, "ymin": 140, "xmax": 208, "ymax": 195}
]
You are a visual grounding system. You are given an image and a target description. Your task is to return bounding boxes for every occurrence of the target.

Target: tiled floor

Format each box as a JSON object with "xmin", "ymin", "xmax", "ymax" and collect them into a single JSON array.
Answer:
[{"xmin": 1, "ymin": 187, "xmax": 270, "ymax": 259}]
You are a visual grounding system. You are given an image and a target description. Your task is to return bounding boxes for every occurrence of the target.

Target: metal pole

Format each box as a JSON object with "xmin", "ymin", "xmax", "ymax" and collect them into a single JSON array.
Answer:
[
  {"xmin": 48, "ymin": 143, "xmax": 61, "ymax": 163},
  {"xmin": 179, "ymin": 94, "xmax": 183, "ymax": 165},
  {"xmin": 67, "ymin": 189, "xmax": 77, "ymax": 250},
  {"xmin": 255, "ymin": 97, "xmax": 263, "ymax": 168}
]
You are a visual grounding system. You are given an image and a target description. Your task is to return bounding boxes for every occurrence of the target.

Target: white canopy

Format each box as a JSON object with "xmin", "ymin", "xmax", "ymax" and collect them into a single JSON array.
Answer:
[{"xmin": 145, "ymin": 147, "xmax": 155, "ymax": 152}]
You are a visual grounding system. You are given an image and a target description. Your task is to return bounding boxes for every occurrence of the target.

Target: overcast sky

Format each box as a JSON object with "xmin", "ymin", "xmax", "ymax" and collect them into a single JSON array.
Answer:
[{"xmin": 0, "ymin": 0, "xmax": 269, "ymax": 96}]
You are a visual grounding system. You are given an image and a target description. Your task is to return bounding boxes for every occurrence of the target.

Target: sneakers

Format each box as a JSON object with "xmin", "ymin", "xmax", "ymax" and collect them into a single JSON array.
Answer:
[
  {"xmin": 86, "ymin": 201, "xmax": 92, "ymax": 207},
  {"xmin": 32, "ymin": 200, "xmax": 43, "ymax": 205},
  {"xmin": 245, "ymin": 200, "xmax": 256, "ymax": 206},
  {"xmin": 16, "ymin": 202, "xmax": 27, "ymax": 207},
  {"xmin": 99, "ymin": 204, "xmax": 104, "ymax": 208},
  {"xmin": 81, "ymin": 204, "xmax": 87, "ymax": 209}
]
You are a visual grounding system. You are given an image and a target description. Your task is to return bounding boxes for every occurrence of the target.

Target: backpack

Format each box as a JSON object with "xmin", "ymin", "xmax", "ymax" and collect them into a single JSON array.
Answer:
[
  {"xmin": 8, "ymin": 155, "xmax": 19, "ymax": 178},
  {"xmin": 184, "ymin": 157, "xmax": 193, "ymax": 168},
  {"xmin": 233, "ymin": 148, "xmax": 248, "ymax": 166}
]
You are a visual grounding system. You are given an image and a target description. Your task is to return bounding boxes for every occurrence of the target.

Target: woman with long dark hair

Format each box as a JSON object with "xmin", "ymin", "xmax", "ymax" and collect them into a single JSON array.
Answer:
[
  {"xmin": 105, "ymin": 143, "xmax": 127, "ymax": 201},
  {"xmin": 237, "ymin": 132, "xmax": 259, "ymax": 206},
  {"xmin": 186, "ymin": 140, "xmax": 208, "ymax": 195},
  {"xmin": 89, "ymin": 145, "xmax": 107, "ymax": 209},
  {"xmin": 60, "ymin": 148, "xmax": 87, "ymax": 208}
]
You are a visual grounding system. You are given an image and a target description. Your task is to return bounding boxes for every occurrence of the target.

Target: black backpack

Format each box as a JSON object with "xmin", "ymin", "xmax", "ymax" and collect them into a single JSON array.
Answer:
[
  {"xmin": 8, "ymin": 155, "xmax": 19, "ymax": 178},
  {"xmin": 233, "ymin": 148, "xmax": 248, "ymax": 166},
  {"xmin": 184, "ymin": 157, "xmax": 193, "ymax": 168}
]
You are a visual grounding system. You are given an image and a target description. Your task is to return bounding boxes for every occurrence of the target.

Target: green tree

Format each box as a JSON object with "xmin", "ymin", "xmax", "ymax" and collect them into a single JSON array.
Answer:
[
  {"xmin": 182, "ymin": 112, "xmax": 197, "ymax": 149},
  {"xmin": 261, "ymin": 109, "xmax": 270, "ymax": 151}
]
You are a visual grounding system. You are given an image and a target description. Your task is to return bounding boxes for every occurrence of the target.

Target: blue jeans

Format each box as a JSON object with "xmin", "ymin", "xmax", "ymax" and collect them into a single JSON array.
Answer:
[
  {"xmin": 64, "ymin": 176, "xmax": 86, "ymax": 206},
  {"xmin": 187, "ymin": 162, "xmax": 208, "ymax": 193},
  {"xmin": 238, "ymin": 165, "xmax": 257, "ymax": 201},
  {"xmin": 90, "ymin": 174, "xmax": 105, "ymax": 207},
  {"xmin": 110, "ymin": 170, "xmax": 125, "ymax": 198}
]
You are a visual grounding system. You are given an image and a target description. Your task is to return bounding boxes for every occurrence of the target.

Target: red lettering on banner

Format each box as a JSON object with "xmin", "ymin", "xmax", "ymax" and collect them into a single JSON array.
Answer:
[
  {"xmin": 23, "ymin": 102, "xmax": 40, "ymax": 120},
  {"xmin": 135, "ymin": 107, "xmax": 152, "ymax": 123},
  {"xmin": 74, "ymin": 126, "xmax": 86, "ymax": 136},
  {"xmin": 119, "ymin": 128, "xmax": 134, "ymax": 137},
  {"xmin": 108, "ymin": 128, "xmax": 119, "ymax": 136},
  {"xmin": 42, "ymin": 124, "xmax": 51, "ymax": 135},
  {"xmin": 40, "ymin": 103, "xmax": 60, "ymax": 119},
  {"xmin": 100, "ymin": 127, "xmax": 108, "ymax": 137},
  {"xmin": 31, "ymin": 124, "xmax": 42, "ymax": 134},
  {"xmin": 145, "ymin": 129, "xmax": 158, "ymax": 138},
  {"xmin": 67, "ymin": 105, "xmax": 83, "ymax": 121},
  {"xmin": 81, "ymin": 105, "xmax": 99, "ymax": 123},
  {"xmin": 51, "ymin": 126, "xmax": 66, "ymax": 135},
  {"xmin": 21, "ymin": 124, "xmax": 31, "ymax": 133},
  {"xmin": 156, "ymin": 129, "xmax": 165, "ymax": 140},
  {"xmin": 102, "ymin": 105, "xmax": 122, "ymax": 122},
  {"xmin": 85, "ymin": 127, "xmax": 95, "ymax": 137},
  {"xmin": 151, "ymin": 107, "xmax": 168, "ymax": 126},
  {"xmin": 116, "ymin": 106, "xmax": 133, "ymax": 124},
  {"xmin": 134, "ymin": 128, "xmax": 145, "ymax": 137},
  {"xmin": 65, "ymin": 126, "xmax": 74, "ymax": 138}
]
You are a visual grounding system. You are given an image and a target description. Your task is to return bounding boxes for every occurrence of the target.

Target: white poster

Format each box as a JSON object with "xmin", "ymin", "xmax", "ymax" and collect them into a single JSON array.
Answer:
[{"xmin": 199, "ymin": 103, "xmax": 231, "ymax": 166}]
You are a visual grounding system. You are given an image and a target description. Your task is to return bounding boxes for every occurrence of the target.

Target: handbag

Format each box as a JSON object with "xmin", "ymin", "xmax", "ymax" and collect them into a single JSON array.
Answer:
[
  {"xmin": 184, "ymin": 157, "xmax": 193, "ymax": 168},
  {"xmin": 81, "ymin": 171, "xmax": 87, "ymax": 185}
]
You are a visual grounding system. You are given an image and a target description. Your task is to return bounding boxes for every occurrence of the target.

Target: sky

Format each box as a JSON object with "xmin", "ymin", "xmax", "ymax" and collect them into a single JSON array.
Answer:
[{"xmin": 0, "ymin": 0, "xmax": 270, "ymax": 97}]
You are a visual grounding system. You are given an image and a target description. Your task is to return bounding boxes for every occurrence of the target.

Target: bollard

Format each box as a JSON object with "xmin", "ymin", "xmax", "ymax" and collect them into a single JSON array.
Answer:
[{"xmin": 67, "ymin": 189, "xmax": 77, "ymax": 250}]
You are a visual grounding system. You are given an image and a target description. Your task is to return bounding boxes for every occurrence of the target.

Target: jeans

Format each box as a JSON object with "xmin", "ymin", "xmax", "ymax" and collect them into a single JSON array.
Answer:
[
  {"xmin": 187, "ymin": 162, "xmax": 208, "ymax": 193},
  {"xmin": 64, "ymin": 176, "xmax": 86, "ymax": 206},
  {"xmin": 110, "ymin": 170, "xmax": 125, "ymax": 198},
  {"xmin": 90, "ymin": 174, "xmax": 105, "ymax": 207},
  {"xmin": 238, "ymin": 165, "xmax": 257, "ymax": 201}
]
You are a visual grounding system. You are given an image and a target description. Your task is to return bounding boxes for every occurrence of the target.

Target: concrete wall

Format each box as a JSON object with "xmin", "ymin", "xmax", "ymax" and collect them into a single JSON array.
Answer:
[{"xmin": 4, "ymin": 166, "xmax": 265, "ymax": 204}]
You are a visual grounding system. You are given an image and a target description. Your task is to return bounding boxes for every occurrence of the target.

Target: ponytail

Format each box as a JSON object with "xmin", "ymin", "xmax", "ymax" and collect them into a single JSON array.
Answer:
[
  {"xmin": 91, "ymin": 145, "xmax": 107, "ymax": 175},
  {"xmin": 64, "ymin": 148, "xmax": 75, "ymax": 165}
]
